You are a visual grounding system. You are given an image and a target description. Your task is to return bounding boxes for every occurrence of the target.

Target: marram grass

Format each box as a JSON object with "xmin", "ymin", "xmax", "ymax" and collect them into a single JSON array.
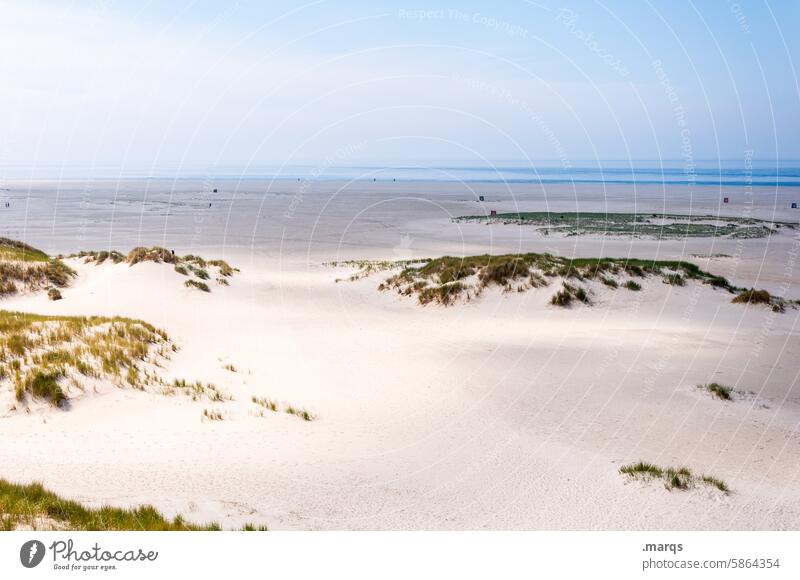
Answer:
[
  {"xmin": 0, "ymin": 478, "xmax": 267, "ymax": 531},
  {"xmin": 73, "ymin": 246, "xmax": 238, "ymax": 293},
  {"xmin": 619, "ymin": 461, "xmax": 729, "ymax": 494},
  {"xmin": 0, "ymin": 310, "xmax": 173, "ymax": 408},
  {"xmin": 0, "ymin": 238, "xmax": 75, "ymax": 296},
  {"xmin": 363, "ymin": 252, "xmax": 783, "ymax": 307}
]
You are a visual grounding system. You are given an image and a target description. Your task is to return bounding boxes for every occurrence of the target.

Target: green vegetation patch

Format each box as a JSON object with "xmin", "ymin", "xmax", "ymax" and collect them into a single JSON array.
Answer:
[
  {"xmin": 0, "ymin": 238, "xmax": 50, "ymax": 262},
  {"xmin": 454, "ymin": 212, "xmax": 794, "ymax": 240},
  {"xmin": 730, "ymin": 288, "xmax": 787, "ymax": 312},
  {"xmin": 0, "ymin": 239, "xmax": 75, "ymax": 296},
  {"xmin": 700, "ymin": 382, "xmax": 733, "ymax": 401},
  {"xmin": 371, "ymin": 253, "xmax": 741, "ymax": 306},
  {"xmin": 0, "ymin": 310, "xmax": 173, "ymax": 408},
  {"xmin": 0, "ymin": 478, "xmax": 225, "ymax": 530},
  {"xmin": 550, "ymin": 282, "xmax": 590, "ymax": 307},
  {"xmin": 619, "ymin": 461, "xmax": 729, "ymax": 493},
  {"xmin": 184, "ymin": 279, "xmax": 210, "ymax": 292}
]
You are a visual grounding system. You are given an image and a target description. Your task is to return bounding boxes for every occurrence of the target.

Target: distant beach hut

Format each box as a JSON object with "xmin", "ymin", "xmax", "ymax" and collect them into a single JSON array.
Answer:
[
  {"xmin": 490, "ymin": 210, "xmax": 497, "ymax": 217},
  {"xmin": 723, "ymin": 197, "xmax": 729, "ymax": 203},
  {"xmin": 479, "ymin": 195, "xmax": 485, "ymax": 202}
]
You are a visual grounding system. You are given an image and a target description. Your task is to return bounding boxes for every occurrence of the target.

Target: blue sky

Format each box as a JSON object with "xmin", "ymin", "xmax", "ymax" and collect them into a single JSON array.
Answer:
[{"xmin": 1, "ymin": 0, "xmax": 798, "ymax": 171}]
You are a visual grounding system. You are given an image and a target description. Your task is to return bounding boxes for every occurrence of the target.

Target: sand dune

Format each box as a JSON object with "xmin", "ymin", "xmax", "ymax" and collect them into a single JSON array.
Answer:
[{"xmin": 2, "ymin": 241, "xmax": 798, "ymax": 529}]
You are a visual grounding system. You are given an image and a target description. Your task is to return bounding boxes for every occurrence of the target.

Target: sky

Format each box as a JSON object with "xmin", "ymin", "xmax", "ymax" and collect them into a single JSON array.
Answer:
[{"xmin": 1, "ymin": 0, "xmax": 799, "ymax": 173}]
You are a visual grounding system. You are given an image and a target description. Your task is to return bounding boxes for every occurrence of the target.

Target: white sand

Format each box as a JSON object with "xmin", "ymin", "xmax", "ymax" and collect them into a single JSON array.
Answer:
[{"xmin": 1, "ymin": 183, "xmax": 799, "ymax": 530}]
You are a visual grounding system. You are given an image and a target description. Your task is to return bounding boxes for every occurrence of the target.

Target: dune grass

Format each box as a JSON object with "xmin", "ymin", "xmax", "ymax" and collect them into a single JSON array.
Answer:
[
  {"xmin": 619, "ymin": 461, "xmax": 729, "ymax": 494},
  {"xmin": 202, "ymin": 408, "xmax": 225, "ymax": 421},
  {"xmin": 373, "ymin": 253, "xmax": 741, "ymax": 306},
  {"xmin": 0, "ymin": 478, "xmax": 268, "ymax": 530},
  {"xmin": 72, "ymin": 246, "xmax": 238, "ymax": 293},
  {"xmin": 284, "ymin": 405, "xmax": 315, "ymax": 422},
  {"xmin": 0, "ymin": 478, "xmax": 220, "ymax": 531},
  {"xmin": 185, "ymin": 279, "xmax": 210, "ymax": 292},
  {"xmin": 252, "ymin": 395, "xmax": 278, "ymax": 412},
  {"xmin": 701, "ymin": 382, "xmax": 733, "ymax": 401},
  {"xmin": 252, "ymin": 395, "xmax": 314, "ymax": 420},
  {"xmin": 71, "ymin": 250, "xmax": 126, "ymax": 265},
  {"xmin": 168, "ymin": 379, "xmax": 232, "ymax": 402},
  {"xmin": 700, "ymin": 475, "xmax": 730, "ymax": 493},
  {"xmin": 550, "ymin": 282, "xmax": 590, "ymax": 307},
  {"xmin": 0, "ymin": 238, "xmax": 75, "ymax": 296},
  {"xmin": 620, "ymin": 461, "xmax": 663, "ymax": 478},
  {"xmin": 0, "ymin": 238, "xmax": 50, "ymax": 262},
  {"xmin": 241, "ymin": 523, "xmax": 270, "ymax": 531},
  {"xmin": 732, "ymin": 288, "xmax": 771, "ymax": 304},
  {"xmin": 0, "ymin": 310, "xmax": 172, "ymax": 408},
  {"xmin": 731, "ymin": 288, "xmax": 785, "ymax": 312},
  {"xmin": 663, "ymin": 273, "xmax": 685, "ymax": 286}
]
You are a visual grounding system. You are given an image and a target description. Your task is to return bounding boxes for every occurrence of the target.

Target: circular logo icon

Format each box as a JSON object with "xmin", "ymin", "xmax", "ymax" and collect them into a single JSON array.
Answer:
[{"xmin": 20, "ymin": 540, "xmax": 46, "ymax": 568}]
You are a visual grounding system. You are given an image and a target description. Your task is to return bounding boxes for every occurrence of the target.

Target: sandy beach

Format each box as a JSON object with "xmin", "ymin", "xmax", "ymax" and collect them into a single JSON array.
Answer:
[{"xmin": 0, "ymin": 179, "xmax": 798, "ymax": 530}]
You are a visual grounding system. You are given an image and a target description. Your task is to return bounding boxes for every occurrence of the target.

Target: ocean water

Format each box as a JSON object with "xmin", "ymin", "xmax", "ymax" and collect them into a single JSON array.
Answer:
[{"xmin": 2, "ymin": 160, "xmax": 800, "ymax": 186}]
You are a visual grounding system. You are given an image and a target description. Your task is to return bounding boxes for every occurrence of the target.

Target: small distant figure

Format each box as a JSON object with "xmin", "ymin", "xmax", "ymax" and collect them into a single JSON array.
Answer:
[
  {"xmin": 373, "ymin": 178, "xmax": 377, "ymax": 182},
  {"xmin": 209, "ymin": 202, "xmax": 212, "ymax": 208},
  {"xmin": 171, "ymin": 249, "xmax": 175, "ymax": 256},
  {"xmin": 723, "ymin": 197, "xmax": 729, "ymax": 203},
  {"xmin": 490, "ymin": 209, "xmax": 497, "ymax": 217}
]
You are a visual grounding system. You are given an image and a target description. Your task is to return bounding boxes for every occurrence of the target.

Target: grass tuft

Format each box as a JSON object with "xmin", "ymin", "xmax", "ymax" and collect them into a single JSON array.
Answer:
[
  {"xmin": 619, "ymin": 461, "xmax": 729, "ymax": 494},
  {"xmin": 700, "ymin": 475, "xmax": 729, "ymax": 493},
  {"xmin": 619, "ymin": 461, "xmax": 663, "ymax": 478},
  {"xmin": 550, "ymin": 288, "xmax": 572, "ymax": 307},
  {"xmin": 731, "ymin": 288, "xmax": 772, "ymax": 306},
  {"xmin": 284, "ymin": 405, "xmax": 315, "ymax": 421},
  {"xmin": 184, "ymin": 279, "xmax": 210, "ymax": 292},
  {"xmin": 663, "ymin": 273, "xmax": 685, "ymax": 286},
  {"xmin": 252, "ymin": 395, "xmax": 278, "ymax": 412},
  {"xmin": 701, "ymin": 382, "xmax": 733, "ymax": 401},
  {"xmin": 202, "ymin": 408, "xmax": 225, "ymax": 421}
]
